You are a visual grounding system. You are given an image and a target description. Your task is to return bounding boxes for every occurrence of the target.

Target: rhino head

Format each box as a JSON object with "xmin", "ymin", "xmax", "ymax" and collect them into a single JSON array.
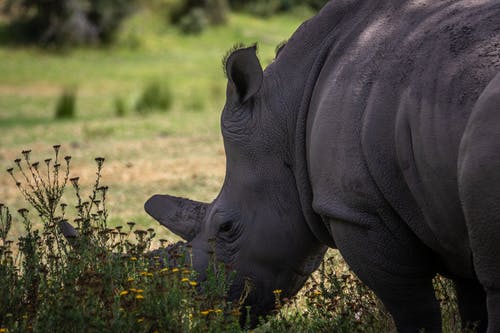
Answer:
[{"xmin": 145, "ymin": 45, "xmax": 327, "ymax": 323}]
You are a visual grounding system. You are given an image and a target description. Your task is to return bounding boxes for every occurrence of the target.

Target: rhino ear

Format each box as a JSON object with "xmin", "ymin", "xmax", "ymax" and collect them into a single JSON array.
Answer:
[
  {"xmin": 144, "ymin": 194, "xmax": 208, "ymax": 241},
  {"xmin": 225, "ymin": 45, "xmax": 263, "ymax": 104}
]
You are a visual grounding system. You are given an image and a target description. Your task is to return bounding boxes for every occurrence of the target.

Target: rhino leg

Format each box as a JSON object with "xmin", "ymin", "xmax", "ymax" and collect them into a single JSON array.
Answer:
[
  {"xmin": 454, "ymin": 278, "xmax": 487, "ymax": 332},
  {"xmin": 327, "ymin": 213, "xmax": 441, "ymax": 332},
  {"xmin": 458, "ymin": 72, "xmax": 500, "ymax": 333}
]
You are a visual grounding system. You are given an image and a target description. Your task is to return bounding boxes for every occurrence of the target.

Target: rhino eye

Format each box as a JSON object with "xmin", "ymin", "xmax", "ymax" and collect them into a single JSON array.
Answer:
[{"xmin": 219, "ymin": 221, "xmax": 233, "ymax": 233}]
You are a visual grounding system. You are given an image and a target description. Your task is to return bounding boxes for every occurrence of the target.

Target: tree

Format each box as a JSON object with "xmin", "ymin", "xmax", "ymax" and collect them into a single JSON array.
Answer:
[{"xmin": 2, "ymin": 0, "xmax": 136, "ymax": 46}]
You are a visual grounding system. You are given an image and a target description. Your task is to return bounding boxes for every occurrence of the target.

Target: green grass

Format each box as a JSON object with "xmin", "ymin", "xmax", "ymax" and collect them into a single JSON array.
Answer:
[{"xmin": 0, "ymin": 9, "xmax": 312, "ymax": 238}]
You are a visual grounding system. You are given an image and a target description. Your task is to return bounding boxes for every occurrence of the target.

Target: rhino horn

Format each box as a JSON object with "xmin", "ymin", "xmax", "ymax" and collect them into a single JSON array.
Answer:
[{"xmin": 144, "ymin": 194, "xmax": 208, "ymax": 241}]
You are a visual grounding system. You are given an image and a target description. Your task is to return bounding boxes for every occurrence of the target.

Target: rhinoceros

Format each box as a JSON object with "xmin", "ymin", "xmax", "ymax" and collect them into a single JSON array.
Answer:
[{"xmin": 145, "ymin": 1, "xmax": 500, "ymax": 331}]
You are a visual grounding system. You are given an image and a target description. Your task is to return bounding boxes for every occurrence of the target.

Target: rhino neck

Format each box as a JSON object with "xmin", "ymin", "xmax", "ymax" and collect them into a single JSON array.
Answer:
[{"xmin": 268, "ymin": 0, "xmax": 368, "ymax": 248}]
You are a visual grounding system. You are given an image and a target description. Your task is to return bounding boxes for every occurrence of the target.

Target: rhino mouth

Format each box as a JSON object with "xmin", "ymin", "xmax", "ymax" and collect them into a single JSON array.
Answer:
[{"xmin": 146, "ymin": 240, "xmax": 190, "ymax": 267}]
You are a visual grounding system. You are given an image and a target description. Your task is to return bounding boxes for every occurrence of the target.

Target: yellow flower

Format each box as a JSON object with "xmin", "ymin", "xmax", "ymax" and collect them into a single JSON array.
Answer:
[
  {"xmin": 130, "ymin": 257, "xmax": 137, "ymax": 261},
  {"xmin": 22, "ymin": 314, "xmax": 28, "ymax": 320},
  {"xmin": 189, "ymin": 281, "xmax": 198, "ymax": 287},
  {"xmin": 181, "ymin": 278, "xmax": 189, "ymax": 282},
  {"xmin": 200, "ymin": 310, "xmax": 210, "ymax": 316},
  {"xmin": 273, "ymin": 289, "xmax": 282, "ymax": 294},
  {"xmin": 215, "ymin": 309, "xmax": 223, "ymax": 314},
  {"xmin": 127, "ymin": 277, "xmax": 134, "ymax": 282},
  {"xmin": 129, "ymin": 288, "xmax": 137, "ymax": 292},
  {"xmin": 136, "ymin": 294, "xmax": 145, "ymax": 300},
  {"xmin": 140, "ymin": 271, "xmax": 148, "ymax": 276},
  {"xmin": 160, "ymin": 267, "xmax": 169, "ymax": 273},
  {"xmin": 137, "ymin": 317, "xmax": 144, "ymax": 323},
  {"xmin": 182, "ymin": 269, "xmax": 190, "ymax": 274},
  {"xmin": 313, "ymin": 291, "xmax": 321, "ymax": 296},
  {"xmin": 119, "ymin": 290, "xmax": 129, "ymax": 296},
  {"xmin": 0, "ymin": 328, "xmax": 8, "ymax": 333},
  {"xmin": 147, "ymin": 272, "xmax": 153, "ymax": 277},
  {"xmin": 136, "ymin": 289, "xmax": 144, "ymax": 293},
  {"xmin": 172, "ymin": 268, "xmax": 179, "ymax": 273}
]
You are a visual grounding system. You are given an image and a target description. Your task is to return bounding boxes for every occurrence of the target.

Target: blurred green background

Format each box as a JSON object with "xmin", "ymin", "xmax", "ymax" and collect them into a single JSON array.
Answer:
[{"xmin": 0, "ymin": 0, "xmax": 325, "ymax": 240}]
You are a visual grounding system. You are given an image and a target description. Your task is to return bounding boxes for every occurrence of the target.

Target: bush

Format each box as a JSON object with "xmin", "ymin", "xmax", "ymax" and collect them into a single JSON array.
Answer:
[
  {"xmin": 0, "ymin": 147, "xmax": 242, "ymax": 332},
  {"xmin": 135, "ymin": 81, "xmax": 173, "ymax": 114},
  {"xmin": 2, "ymin": 0, "xmax": 136, "ymax": 46},
  {"xmin": 178, "ymin": 8, "xmax": 209, "ymax": 34},
  {"xmin": 228, "ymin": 0, "xmax": 328, "ymax": 15},
  {"xmin": 114, "ymin": 96, "xmax": 127, "ymax": 117},
  {"xmin": 170, "ymin": 0, "xmax": 228, "ymax": 34},
  {"xmin": 54, "ymin": 87, "xmax": 77, "ymax": 119}
]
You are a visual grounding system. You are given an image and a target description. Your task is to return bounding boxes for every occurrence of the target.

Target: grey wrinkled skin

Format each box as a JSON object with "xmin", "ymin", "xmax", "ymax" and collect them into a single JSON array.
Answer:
[{"xmin": 145, "ymin": 1, "xmax": 500, "ymax": 331}]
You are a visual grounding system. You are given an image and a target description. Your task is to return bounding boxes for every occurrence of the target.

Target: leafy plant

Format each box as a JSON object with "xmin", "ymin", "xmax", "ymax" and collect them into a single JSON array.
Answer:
[
  {"xmin": 54, "ymin": 87, "xmax": 77, "ymax": 119},
  {"xmin": 2, "ymin": 0, "xmax": 137, "ymax": 46},
  {"xmin": 114, "ymin": 96, "xmax": 127, "ymax": 117},
  {"xmin": 0, "ymin": 146, "xmax": 242, "ymax": 332},
  {"xmin": 135, "ymin": 81, "xmax": 173, "ymax": 114}
]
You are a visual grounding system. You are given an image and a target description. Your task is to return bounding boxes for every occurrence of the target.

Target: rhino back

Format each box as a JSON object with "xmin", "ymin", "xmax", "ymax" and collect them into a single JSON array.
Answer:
[{"xmin": 306, "ymin": 0, "xmax": 500, "ymax": 277}]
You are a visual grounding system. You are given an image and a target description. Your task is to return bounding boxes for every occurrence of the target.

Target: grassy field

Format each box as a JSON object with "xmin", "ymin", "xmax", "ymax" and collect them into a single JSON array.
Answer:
[{"xmin": 0, "ymin": 8, "xmax": 313, "ymax": 241}]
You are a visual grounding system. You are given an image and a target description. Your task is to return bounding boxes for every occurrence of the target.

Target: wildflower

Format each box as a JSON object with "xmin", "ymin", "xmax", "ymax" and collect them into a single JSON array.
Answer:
[
  {"xmin": 273, "ymin": 289, "xmax": 282, "ymax": 295},
  {"xmin": 181, "ymin": 278, "xmax": 189, "ymax": 282},
  {"xmin": 0, "ymin": 328, "xmax": 8, "ymax": 333},
  {"xmin": 119, "ymin": 290, "xmax": 129, "ymax": 296},
  {"xmin": 215, "ymin": 309, "xmax": 223, "ymax": 314},
  {"xmin": 140, "ymin": 271, "xmax": 148, "ymax": 276},
  {"xmin": 147, "ymin": 272, "xmax": 153, "ymax": 277},
  {"xmin": 136, "ymin": 289, "xmax": 144, "ymax": 293},
  {"xmin": 137, "ymin": 317, "xmax": 144, "ymax": 323},
  {"xmin": 127, "ymin": 277, "xmax": 134, "ymax": 282},
  {"xmin": 130, "ymin": 257, "xmax": 137, "ymax": 261},
  {"xmin": 70, "ymin": 177, "xmax": 79, "ymax": 187},
  {"xmin": 182, "ymin": 269, "xmax": 190, "ymax": 274},
  {"xmin": 135, "ymin": 295, "xmax": 144, "ymax": 300},
  {"xmin": 129, "ymin": 288, "xmax": 137, "ymax": 292},
  {"xmin": 172, "ymin": 268, "xmax": 179, "ymax": 273},
  {"xmin": 95, "ymin": 157, "xmax": 105, "ymax": 167},
  {"xmin": 160, "ymin": 267, "xmax": 169, "ymax": 273},
  {"xmin": 200, "ymin": 310, "xmax": 210, "ymax": 316},
  {"xmin": 189, "ymin": 281, "xmax": 198, "ymax": 287},
  {"xmin": 313, "ymin": 290, "xmax": 321, "ymax": 296}
]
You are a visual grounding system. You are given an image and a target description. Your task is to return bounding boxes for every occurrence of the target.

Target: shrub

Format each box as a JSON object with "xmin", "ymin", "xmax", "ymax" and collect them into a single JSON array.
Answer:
[
  {"xmin": 0, "ymin": 146, "xmax": 242, "ymax": 332},
  {"xmin": 170, "ymin": 0, "xmax": 228, "ymax": 34},
  {"xmin": 178, "ymin": 8, "xmax": 209, "ymax": 35},
  {"xmin": 135, "ymin": 81, "xmax": 173, "ymax": 114},
  {"xmin": 114, "ymin": 96, "xmax": 127, "ymax": 117},
  {"xmin": 228, "ymin": 0, "xmax": 328, "ymax": 15},
  {"xmin": 1, "ymin": 0, "xmax": 136, "ymax": 46},
  {"xmin": 54, "ymin": 87, "xmax": 77, "ymax": 119}
]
